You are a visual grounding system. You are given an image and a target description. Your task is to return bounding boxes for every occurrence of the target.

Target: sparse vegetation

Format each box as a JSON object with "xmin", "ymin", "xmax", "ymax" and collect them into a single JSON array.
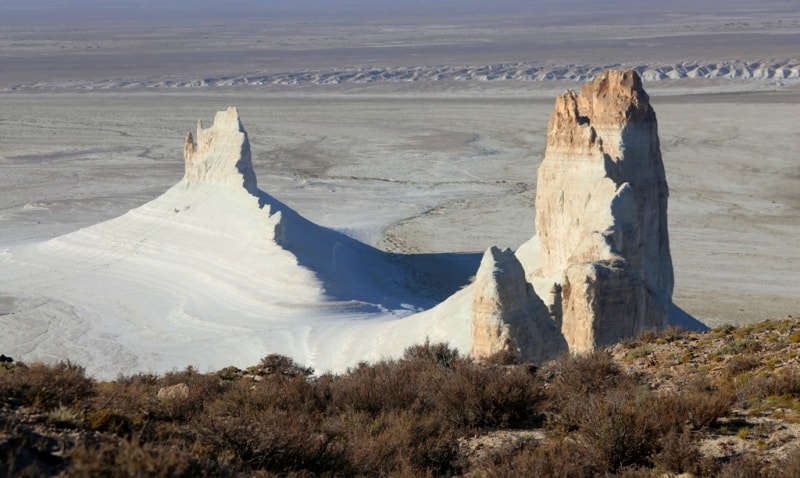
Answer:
[{"xmin": 2, "ymin": 317, "xmax": 800, "ymax": 476}]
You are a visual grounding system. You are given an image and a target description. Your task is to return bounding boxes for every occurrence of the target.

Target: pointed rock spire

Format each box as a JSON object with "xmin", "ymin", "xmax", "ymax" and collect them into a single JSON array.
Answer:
[{"xmin": 182, "ymin": 107, "xmax": 259, "ymax": 195}]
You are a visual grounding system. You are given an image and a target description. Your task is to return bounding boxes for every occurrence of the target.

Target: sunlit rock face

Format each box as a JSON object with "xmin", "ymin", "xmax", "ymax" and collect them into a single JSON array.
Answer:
[
  {"xmin": 183, "ymin": 106, "xmax": 259, "ymax": 195},
  {"xmin": 469, "ymin": 246, "xmax": 563, "ymax": 362},
  {"xmin": 533, "ymin": 69, "xmax": 673, "ymax": 352},
  {"xmin": 469, "ymin": 70, "xmax": 673, "ymax": 360}
]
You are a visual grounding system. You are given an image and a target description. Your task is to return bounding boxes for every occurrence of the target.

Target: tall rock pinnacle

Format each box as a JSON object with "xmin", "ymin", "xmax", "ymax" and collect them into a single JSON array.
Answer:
[
  {"xmin": 183, "ymin": 106, "xmax": 259, "ymax": 195},
  {"xmin": 469, "ymin": 69, "xmax": 673, "ymax": 361},
  {"xmin": 534, "ymin": 69, "xmax": 673, "ymax": 352}
]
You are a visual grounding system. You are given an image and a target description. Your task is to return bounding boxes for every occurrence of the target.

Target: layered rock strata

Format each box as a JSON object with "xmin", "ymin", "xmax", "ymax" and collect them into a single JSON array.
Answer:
[{"xmin": 470, "ymin": 69, "xmax": 673, "ymax": 359}]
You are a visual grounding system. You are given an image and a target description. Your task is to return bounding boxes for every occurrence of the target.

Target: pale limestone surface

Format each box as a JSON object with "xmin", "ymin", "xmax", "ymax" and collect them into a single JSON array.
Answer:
[
  {"xmin": 469, "ymin": 246, "xmax": 562, "ymax": 362},
  {"xmin": 472, "ymin": 70, "xmax": 675, "ymax": 358},
  {"xmin": 530, "ymin": 70, "xmax": 673, "ymax": 352},
  {"xmin": 183, "ymin": 107, "xmax": 259, "ymax": 196}
]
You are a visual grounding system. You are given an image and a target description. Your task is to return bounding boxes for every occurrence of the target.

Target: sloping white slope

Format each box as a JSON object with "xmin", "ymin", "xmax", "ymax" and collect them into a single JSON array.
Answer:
[{"xmin": 0, "ymin": 109, "xmax": 473, "ymax": 378}]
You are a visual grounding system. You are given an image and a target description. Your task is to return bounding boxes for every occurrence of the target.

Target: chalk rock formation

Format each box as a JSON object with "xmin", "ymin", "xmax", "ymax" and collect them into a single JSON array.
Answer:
[
  {"xmin": 470, "ymin": 247, "xmax": 564, "ymax": 362},
  {"xmin": 534, "ymin": 69, "xmax": 673, "ymax": 352},
  {"xmin": 183, "ymin": 106, "xmax": 259, "ymax": 195},
  {"xmin": 470, "ymin": 69, "xmax": 673, "ymax": 360}
]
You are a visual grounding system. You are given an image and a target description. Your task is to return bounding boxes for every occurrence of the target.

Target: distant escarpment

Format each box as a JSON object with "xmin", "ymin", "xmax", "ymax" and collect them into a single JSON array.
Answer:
[
  {"xmin": 471, "ymin": 69, "xmax": 674, "ymax": 360},
  {"xmin": 4, "ymin": 59, "xmax": 798, "ymax": 91}
]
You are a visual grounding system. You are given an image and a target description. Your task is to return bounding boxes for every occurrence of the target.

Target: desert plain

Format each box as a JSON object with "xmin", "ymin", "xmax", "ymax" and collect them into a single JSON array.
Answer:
[{"xmin": 0, "ymin": 0, "xmax": 798, "ymax": 376}]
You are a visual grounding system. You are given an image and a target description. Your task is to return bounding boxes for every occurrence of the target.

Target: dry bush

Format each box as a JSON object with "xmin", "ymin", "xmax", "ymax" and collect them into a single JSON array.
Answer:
[
  {"xmin": 726, "ymin": 355, "xmax": 762, "ymax": 376},
  {"xmin": 479, "ymin": 438, "xmax": 604, "ymax": 478},
  {"xmin": 338, "ymin": 410, "xmax": 461, "ymax": 476},
  {"xmin": 69, "ymin": 439, "xmax": 213, "ymax": 477},
  {"xmin": 548, "ymin": 375, "xmax": 657, "ymax": 471},
  {"xmin": 0, "ymin": 361, "xmax": 95, "ymax": 410},
  {"xmin": 653, "ymin": 428, "xmax": 719, "ymax": 476},
  {"xmin": 543, "ymin": 351, "xmax": 732, "ymax": 474},
  {"xmin": 402, "ymin": 339, "xmax": 460, "ymax": 368},
  {"xmin": 547, "ymin": 350, "xmax": 623, "ymax": 397},
  {"xmin": 257, "ymin": 354, "xmax": 314, "ymax": 377},
  {"xmin": 653, "ymin": 376, "xmax": 735, "ymax": 431},
  {"xmin": 436, "ymin": 361, "xmax": 541, "ymax": 429},
  {"xmin": 716, "ymin": 453, "xmax": 770, "ymax": 478},
  {"xmin": 329, "ymin": 342, "xmax": 462, "ymax": 416},
  {"xmin": 329, "ymin": 359, "xmax": 428, "ymax": 415},
  {"xmin": 153, "ymin": 367, "xmax": 229, "ymax": 422},
  {"xmin": 195, "ymin": 406, "xmax": 342, "ymax": 474},
  {"xmin": 571, "ymin": 385, "xmax": 662, "ymax": 471},
  {"xmin": 733, "ymin": 367, "xmax": 800, "ymax": 408},
  {"xmin": 331, "ymin": 342, "xmax": 540, "ymax": 431}
]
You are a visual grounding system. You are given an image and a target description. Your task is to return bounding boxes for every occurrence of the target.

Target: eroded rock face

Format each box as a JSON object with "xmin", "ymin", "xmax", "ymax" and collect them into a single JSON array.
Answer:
[
  {"xmin": 469, "ymin": 69, "xmax": 673, "ymax": 360},
  {"xmin": 183, "ymin": 106, "xmax": 259, "ymax": 195},
  {"xmin": 534, "ymin": 69, "xmax": 673, "ymax": 352},
  {"xmin": 470, "ymin": 247, "xmax": 564, "ymax": 362}
]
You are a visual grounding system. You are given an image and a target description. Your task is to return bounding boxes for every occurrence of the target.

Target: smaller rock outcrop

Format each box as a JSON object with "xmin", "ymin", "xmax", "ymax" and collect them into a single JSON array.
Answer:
[
  {"xmin": 157, "ymin": 383, "xmax": 189, "ymax": 401},
  {"xmin": 470, "ymin": 247, "xmax": 565, "ymax": 362},
  {"xmin": 183, "ymin": 106, "xmax": 259, "ymax": 195}
]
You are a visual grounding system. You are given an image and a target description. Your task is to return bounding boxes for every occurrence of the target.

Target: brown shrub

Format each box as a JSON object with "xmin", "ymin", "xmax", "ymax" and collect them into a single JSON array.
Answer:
[
  {"xmin": 257, "ymin": 354, "xmax": 314, "ymax": 377},
  {"xmin": 547, "ymin": 350, "xmax": 623, "ymax": 397},
  {"xmin": 653, "ymin": 428, "xmax": 719, "ymax": 476},
  {"xmin": 331, "ymin": 342, "xmax": 540, "ymax": 431},
  {"xmin": 339, "ymin": 410, "xmax": 461, "ymax": 476},
  {"xmin": 479, "ymin": 438, "xmax": 603, "ymax": 478},
  {"xmin": 733, "ymin": 367, "xmax": 800, "ymax": 408},
  {"xmin": 329, "ymin": 359, "xmax": 428, "ymax": 415},
  {"xmin": 69, "ymin": 439, "xmax": 214, "ymax": 477},
  {"xmin": 716, "ymin": 453, "xmax": 770, "ymax": 478},
  {"xmin": 195, "ymin": 406, "xmax": 343, "ymax": 474},
  {"xmin": 0, "ymin": 361, "xmax": 95, "ymax": 410},
  {"xmin": 726, "ymin": 355, "xmax": 762, "ymax": 376},
  {"xmin": 436, "ymin": 361, "xmax": 541, "ymax": 429},
  {"xmin": 653, "ymin": 376, "xmax": 735, "ymax": 431}
]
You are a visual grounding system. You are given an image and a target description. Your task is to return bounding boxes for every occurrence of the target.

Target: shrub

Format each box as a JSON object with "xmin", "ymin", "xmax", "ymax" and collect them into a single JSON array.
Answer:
[
  {"xmin": 653, "ymin": 376, "xmax": 735, "ymax": 430},
  {"xmin": 0, "ymin": 361, "xmax": 95, "ymax": 410},
  {"xmin": 548, "ymin": 350, "xmax": 622, "ymax": 396},
  {"xmin": 478, "ymin": 438, "xmax": 604, "ymax": 478},
  {"xmin": 436, "ymin": 361, "xmax": 541, "ymax": 429},
  {"xmin": 402, "ymin": 339, "xmax": 460, "ymax": 368},
  {"xmin": 716, "ymin": 339, "xmax": 759, "ymax": 356},
  {"xmin": 69, "ymin": 439, "xmax": 212, "ymax": 478},
  {"xmin": 196, "ymin": 407, "xmax": 343, "ymax": 474},
  {"xmin": 726, "ymin": 355, "xmax": 762, "ymax": 376},
  {"xmin": 340, "ymin": 410, "xmax": 461, "ymax": 476},
  {"xmin": 258, "ymin": 354, "xmax": 314, "ymax": 377}
]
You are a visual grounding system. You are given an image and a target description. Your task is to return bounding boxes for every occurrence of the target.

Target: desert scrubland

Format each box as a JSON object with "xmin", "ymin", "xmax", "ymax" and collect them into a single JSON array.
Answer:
[{"xmin": 0, "ymin": 0, "xmax": 799, "ymax": 375}]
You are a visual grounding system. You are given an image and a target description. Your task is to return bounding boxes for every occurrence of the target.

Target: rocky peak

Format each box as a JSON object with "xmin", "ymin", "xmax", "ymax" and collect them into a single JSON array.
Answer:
[
  {"xmin": 183, "ymin": 107, "xmax": 258, "ymax": 195},
  {"xmin": 531, "ymin": 69, "xmax": 673, "ymax": 352}
]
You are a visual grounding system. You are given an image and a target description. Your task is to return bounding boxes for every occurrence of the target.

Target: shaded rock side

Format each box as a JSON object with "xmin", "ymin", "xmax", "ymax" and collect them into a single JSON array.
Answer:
[
  {"xmin": 532, "ymin": 69, "xmax": 673, "ymax": 351},
  {"xmin": 183, "ymin": 106, "xmax": 259, "ymax": 196},
  {"xmin": 470, "ymin": 247, "xmax": 565, "ymax": 363}
]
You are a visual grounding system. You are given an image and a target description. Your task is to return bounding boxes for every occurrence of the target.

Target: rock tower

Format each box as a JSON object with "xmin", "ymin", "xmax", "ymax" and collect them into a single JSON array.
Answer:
[
  {"xmin": 470, "ymin": 69, "xmax": 673, "ymax": 359},
  {"xmin": 183, "ymin": 106, "xmax": 259, "ymax": 195}
]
